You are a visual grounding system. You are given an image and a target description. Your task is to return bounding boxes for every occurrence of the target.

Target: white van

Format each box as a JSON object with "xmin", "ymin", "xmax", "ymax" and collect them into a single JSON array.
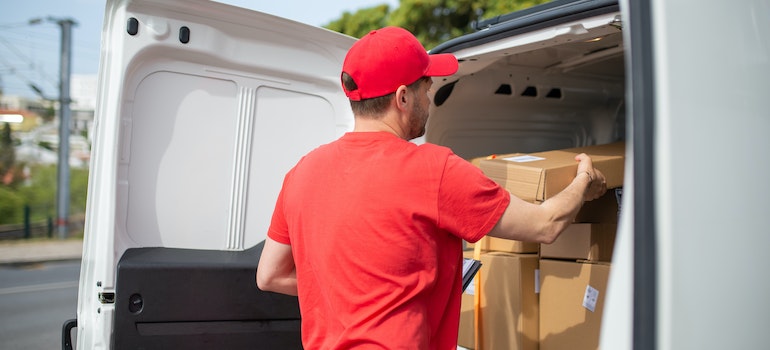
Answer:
[{"xmin": 66, "ymin": 0, "xmax": 770, "ymax": 349}]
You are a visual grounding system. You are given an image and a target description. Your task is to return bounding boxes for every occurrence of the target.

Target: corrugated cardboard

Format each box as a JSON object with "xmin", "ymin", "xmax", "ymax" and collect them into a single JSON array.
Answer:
[
  {"xmin": 476, "ymin": 235, "xmax": 539, "ymax": 254},
  {"xmin": 575, "ymin": 189, "xmax": 621, "ymax": 223},
  {"xmin": 478, "ymin": 142, "xmax": 625, "ymax": 203},
  {"xmin": 540, "ymin": 223, "xmax": 617, "ymax": 262},
  {"xmin": 458, "ymin": 251, "xmax": 477, "ymax": 349},
  {"xmin": 539, "ymin": 259, "xmax": 611, "ymax": 350},
  {"xmin": 459, "ymin": 292, "xmax": 476, "ymax": 349},
  {"xmin": 479, "ymin": 252, "xmax": 539, "ymax": 350}
]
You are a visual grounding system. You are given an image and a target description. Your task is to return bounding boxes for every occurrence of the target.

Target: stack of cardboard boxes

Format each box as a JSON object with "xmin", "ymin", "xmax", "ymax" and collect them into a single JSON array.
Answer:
[{"xmin": 459, "ymin": 142, "xmax": 625, "ymax": 350}]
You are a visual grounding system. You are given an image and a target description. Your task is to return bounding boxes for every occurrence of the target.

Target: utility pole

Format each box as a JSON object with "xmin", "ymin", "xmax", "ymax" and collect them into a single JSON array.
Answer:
[{"xmin": 52, "ymin": 17, "xmax": 77, "ymax": 239}]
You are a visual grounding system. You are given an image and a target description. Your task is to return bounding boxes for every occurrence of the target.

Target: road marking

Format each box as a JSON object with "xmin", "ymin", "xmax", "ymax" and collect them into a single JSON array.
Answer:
[{"xmin": 0, "ymin": 281, "xmax": 78, "ymax": 295}]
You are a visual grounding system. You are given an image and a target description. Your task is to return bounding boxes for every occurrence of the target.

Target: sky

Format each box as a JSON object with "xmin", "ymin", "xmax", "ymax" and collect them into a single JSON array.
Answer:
[{"xmin": 0, "ymin": 0, "xmax": 399, "ymax": 100}]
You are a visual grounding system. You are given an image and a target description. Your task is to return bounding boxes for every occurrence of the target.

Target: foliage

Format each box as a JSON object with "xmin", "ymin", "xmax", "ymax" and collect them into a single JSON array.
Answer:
[
  {"xmin": 0, "ymin": 186, "xmax": 24, "ymax": 224},
  {"xmin": 69, "ymin": 166, "xmax": 90, "ymax": 217},
  {"xmin": 326, "ymin": 4, "xmax": 391, "ymax": 39},
  {"xmin": 0, "ymin": 164, "xmax": 91, "ymax": 224},
  {"xmin": 42, "ymin": 105, "xmax": 56, "ymax": 123},
  {"xmin": 323, "ymin": 0, "xmax": 552, "ymax": 49},
  {"xmin": 0, "ymin": 123, "xmax": 29, "ymax": 190},
  {"xmin": 389, "ymin": 0, "xmax": 481, "ymax": 49},
  {"xmin": 0, "ymin": 123, "xmax": 14, "ymax": 177},
  {"xmin": 16, "ymin": 165, "xmax": 56, "ymax": 222},
  {"xmin": 38, "ymin": 141, "xmax": 55, "ymax": 151}
]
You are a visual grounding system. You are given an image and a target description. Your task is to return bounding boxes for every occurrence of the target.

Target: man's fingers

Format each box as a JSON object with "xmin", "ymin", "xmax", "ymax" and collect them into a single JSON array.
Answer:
[{"xmin": 575, "ymin": 153, "xmax": 594, "ymax": 173}]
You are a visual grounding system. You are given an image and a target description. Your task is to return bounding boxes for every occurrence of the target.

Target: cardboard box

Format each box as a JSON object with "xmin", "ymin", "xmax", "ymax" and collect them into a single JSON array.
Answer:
[
  {"xmin": 459, "ymin": 291, "xmax": 476, "ymax": 349},
  {"xmin": 539, "ymin": 259, "xmax": 611, "ymax": 350},
  {"xmin": 575, "ymin": 189, "xmax": 621, "ymax": 223},
  {"xmin": 469, "ymin": 155, "xmax": 491, "ymax": 167},
  {"xmin": 478, "ymin": 142, "xmax": 625, "ymax": 203},
  {"xmin": 540, "ymin": 223, "xmax": 617, "ymax": 262},
  {"xmin": 458, "ymin": 250, "xmax": 477, "ymax": 349},
  {"xmin": 478, "ymin": 252, "xmax": 539, "ymax": 350},
  {"xmin": 475, "ymin": 235, "xmax": 539, "ymax": 254}
]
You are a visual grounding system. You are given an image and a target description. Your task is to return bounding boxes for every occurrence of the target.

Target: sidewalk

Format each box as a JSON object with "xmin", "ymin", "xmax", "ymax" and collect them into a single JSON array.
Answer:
[{"xmin": 0, "ymin": 238, "xmax": 83, "ymax": 265}]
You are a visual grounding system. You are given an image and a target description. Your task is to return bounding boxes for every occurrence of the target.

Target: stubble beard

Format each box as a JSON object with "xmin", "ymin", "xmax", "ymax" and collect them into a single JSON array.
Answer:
[{"xmin": 407, "ymin": 101, "xmax": 429, "ymax": 140}]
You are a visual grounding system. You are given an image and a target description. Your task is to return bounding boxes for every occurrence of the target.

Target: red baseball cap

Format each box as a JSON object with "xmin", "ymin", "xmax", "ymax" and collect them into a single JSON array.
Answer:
[{"xmin": 341, "ymin": 27, "xmax": 458, "ymax": 101}]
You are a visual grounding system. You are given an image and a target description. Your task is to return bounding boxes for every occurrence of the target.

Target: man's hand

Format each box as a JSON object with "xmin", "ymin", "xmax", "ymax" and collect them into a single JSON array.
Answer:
[{"xmin": 575, "ymin": 153, "xmax": 608, "ymax": 201}]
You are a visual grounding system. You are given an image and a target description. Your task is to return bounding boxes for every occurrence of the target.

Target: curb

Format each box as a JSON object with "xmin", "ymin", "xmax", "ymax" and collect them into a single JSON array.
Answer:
[{"xmin": 0, "ymin": 239, "xmax": 83, "ymax": 266}]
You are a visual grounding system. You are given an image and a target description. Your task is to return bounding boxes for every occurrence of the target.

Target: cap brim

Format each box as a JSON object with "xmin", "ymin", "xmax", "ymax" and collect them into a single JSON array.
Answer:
[{"xmin": 425, "ymin": 53, "xmax": 459, "ymax": 77}]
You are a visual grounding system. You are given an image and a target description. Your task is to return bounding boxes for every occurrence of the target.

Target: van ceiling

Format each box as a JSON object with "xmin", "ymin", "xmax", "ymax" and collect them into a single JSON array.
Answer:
[
  {"xmin": 509, "ymin": 31, "xmax": 623, "ymax": 78},
  {"xmin": 459, "ymin": 30, "xmax": 625, "ymax": 81}
]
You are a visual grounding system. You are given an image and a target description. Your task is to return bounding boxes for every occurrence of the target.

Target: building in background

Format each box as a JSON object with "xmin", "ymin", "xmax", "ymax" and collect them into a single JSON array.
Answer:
[
  {"xmin": 71, "ymin": 74, "xmax": 97, "ymax": 138},
  {"xmin": 0, "ymin": 73, "xmax": 97, "ymax": 168}
]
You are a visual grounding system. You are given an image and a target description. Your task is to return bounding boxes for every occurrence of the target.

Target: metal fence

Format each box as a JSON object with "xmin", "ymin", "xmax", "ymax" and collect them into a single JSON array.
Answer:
[
  {"xmin": 0, "ymin": 220, "xmax": 53, "ymax": 240},
  {"xmin": 0, "ymin": 214, "xmax": 85, "ymax": 240}
]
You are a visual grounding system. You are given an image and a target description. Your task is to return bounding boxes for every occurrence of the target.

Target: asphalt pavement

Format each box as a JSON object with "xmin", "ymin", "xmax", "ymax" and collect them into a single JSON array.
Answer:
[{"xmin": 0, "ymin": 239, "xmax": 83, "ymax": 265}]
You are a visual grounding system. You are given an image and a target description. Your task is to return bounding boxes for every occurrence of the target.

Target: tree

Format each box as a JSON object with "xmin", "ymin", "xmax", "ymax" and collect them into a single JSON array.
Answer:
[
  {"xmin": 388, "ymin": 0, "xmax": 481, "ymax": 49},
  {"xmin": 323, "ymin": 0, "xmax": 551, "ymax": 49},
  {"xmin": 42, "ymin": 105, "xmax": 56, "ymax": 123},
  {"xmin": 0, "ymin": 123, "xmax": 16, "ymax": 183},
  {"xmin": 16, "ymin": 164, "xmax": 90, "ymax": 223},
  {"xmin": 325, "ymin": 4, "xmax": 391, "ymax": 39},
  {"xmin": 17, "ymin": 165, "xmax": 57, "ymax": 222},
  {"xmin": 0, "ymin": 187, "xmax": 24, "ymax": 224}
]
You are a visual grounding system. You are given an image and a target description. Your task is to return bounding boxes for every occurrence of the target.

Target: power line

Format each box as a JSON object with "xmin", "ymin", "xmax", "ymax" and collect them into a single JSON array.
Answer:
[
  {"xmin": 0, "ymin": 36, "xmax": 59, "ymax": 87},
  {"xmin": 0, "ymin": 25, "xmax": 97, "ymax": 54},
  {"xmin": 0, "ymin": 18, "xmax": 99, "ymax": 99},
  {"xmin": 0, "ymin": 18, "xmax": 44, "ymax": 29},
  {"xmin": 0, "ymin": 20, "xmax": 59, "ymax": 97},
  {"xmin": 0, "ymin": 54, "xmax": 55, "ymax": 97}
]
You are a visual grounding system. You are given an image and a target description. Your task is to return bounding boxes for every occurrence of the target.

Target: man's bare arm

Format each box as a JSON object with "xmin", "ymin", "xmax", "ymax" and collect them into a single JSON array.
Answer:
[
  {"xmin": 487, "ymin": 153, "xmax": 607, "ymax": 244},
  {"xmin": 256, "ymin": 237, "xmax": 298, "ymax": 296}
]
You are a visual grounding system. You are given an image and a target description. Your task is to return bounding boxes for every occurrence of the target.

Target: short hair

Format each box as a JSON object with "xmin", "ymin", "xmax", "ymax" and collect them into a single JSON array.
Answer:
[
  {"xmin": 342, "ymin": 72, "xmax": 392, "ymax": 118},
  {"xmin": 342, "ymin": 73, "xmax": 429, "ymax": 118}
]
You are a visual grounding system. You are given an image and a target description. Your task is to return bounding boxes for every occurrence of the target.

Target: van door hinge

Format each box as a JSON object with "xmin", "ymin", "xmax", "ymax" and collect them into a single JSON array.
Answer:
[{"xmin": 98, "ymin": 292, "xmax": 115, "ymax": 304}]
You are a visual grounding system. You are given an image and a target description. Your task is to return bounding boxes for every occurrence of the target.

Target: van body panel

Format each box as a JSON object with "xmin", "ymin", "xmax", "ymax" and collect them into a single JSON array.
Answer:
[
  {"xmin": 77, "ymin": 0, "xmax": 354, "ymax": 348},
  {"xmin": 604, "ymin": 0, "xmax": 770, "ymax": 349},
  {"xmin": 649, "ymin": 1, "xmax": 770, "ymax": 349}
]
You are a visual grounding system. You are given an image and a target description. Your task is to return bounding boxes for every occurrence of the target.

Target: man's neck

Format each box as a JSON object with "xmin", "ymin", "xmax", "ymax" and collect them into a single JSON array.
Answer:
[{"xmin": 353, "ymin": 114, "xmax": 406, "ymax": 139}]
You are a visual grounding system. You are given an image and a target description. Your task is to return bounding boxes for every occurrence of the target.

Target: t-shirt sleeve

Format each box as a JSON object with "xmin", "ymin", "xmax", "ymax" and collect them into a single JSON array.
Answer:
[
  {"xmin": 267, "ymin": 170, "xmax": 292, "ymax": 245},
  {"xmin": 437, "ymin": 153, "xmax": 510, "ymax": 243}
]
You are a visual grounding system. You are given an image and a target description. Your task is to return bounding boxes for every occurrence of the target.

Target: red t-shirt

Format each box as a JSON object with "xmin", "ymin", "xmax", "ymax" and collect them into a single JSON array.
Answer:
[{"xmin": 268, "ymin": 132, "xmax": 510, "ymax": 349}]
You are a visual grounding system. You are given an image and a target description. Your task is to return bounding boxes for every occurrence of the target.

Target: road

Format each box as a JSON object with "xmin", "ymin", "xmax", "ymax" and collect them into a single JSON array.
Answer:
[{"xmin": 0, "ymin": 260, "xmax": 80, "ymax": 350}]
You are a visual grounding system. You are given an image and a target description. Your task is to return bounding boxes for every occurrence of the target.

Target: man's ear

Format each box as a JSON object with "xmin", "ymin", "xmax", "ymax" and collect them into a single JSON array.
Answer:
[{"xmin": 394, "ymin": 85, "xmax": 410, "ymax": 110}]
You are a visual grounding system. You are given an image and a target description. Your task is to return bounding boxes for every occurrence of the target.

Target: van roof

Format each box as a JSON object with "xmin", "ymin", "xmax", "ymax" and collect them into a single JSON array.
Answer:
[{"xmin": 430, "ymin": 0, "xmax": 619, "ymax": 54}]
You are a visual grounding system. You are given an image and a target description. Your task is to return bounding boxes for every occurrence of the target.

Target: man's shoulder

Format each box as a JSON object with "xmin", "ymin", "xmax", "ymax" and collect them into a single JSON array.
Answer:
[
  {"xmin": 415, "ymin": 143, "xmax": 473, "ymax": 169},
  {"xmin": 415, "ymin": 141, "xmax": 454, "ymax": 156}
]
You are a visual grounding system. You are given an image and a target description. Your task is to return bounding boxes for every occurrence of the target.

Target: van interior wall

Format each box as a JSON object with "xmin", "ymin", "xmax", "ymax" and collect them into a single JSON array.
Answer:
[{"xmin": 427, "ymin": 56, "xmax": 625, "ymax": 160}]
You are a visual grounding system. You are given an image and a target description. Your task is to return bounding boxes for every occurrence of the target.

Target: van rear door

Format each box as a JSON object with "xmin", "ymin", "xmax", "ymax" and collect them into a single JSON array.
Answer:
[
  {"xmin": 74, "ymin": 0, "xmax": 354, "ymax": 348},
  {"xmin": 602, "ymin": 0, "xmax": 770, "ymax": 349}
]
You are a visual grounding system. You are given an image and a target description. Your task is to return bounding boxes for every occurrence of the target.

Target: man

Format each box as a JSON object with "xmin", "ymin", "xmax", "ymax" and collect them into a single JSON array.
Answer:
[{"xmin": 257, "ymin": 26, "xmax": 607, "ymax": 349}]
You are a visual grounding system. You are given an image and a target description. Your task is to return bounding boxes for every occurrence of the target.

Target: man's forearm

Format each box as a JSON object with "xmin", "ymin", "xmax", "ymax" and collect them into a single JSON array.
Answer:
[
  {"xmin": 256, "ymin": 237, "xmax": 300, "ymax": 296},
  {"xmin": 256, "ymin": 270, "xmax": 298, "ymax": 296},
  {"xmin": 536, "ymin": 170, "xmax": 592, "ymax": 243},
  {"xmin": 487, "ymin": 170, "xmax": 597, "ymax": 244}
]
